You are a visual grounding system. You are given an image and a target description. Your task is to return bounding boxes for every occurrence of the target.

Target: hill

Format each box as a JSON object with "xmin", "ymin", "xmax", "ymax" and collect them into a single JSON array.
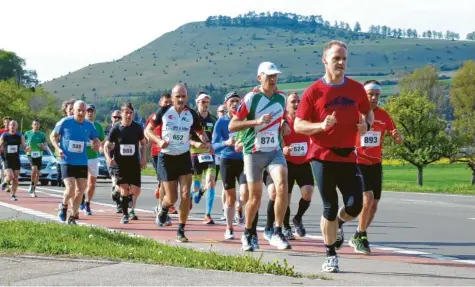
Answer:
[{"xmin": 40, "ymin": 17, "xmax": 475, "ymax": 100}]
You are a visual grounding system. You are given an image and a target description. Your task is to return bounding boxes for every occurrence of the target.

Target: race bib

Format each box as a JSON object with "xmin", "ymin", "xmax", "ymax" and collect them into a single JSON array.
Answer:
[
  {"xmin": 215, "ymin": 155, "xmax": 221, "ymax": 165},
  {"xmin": 255, "ymin": 131, "xmax": 278, "ymax": 149},
  {"xmin": 68, "ymin": 140, "xmax": 84, "ymax": 153},
  {"xmin": 290, "ymin": 142, "xmax": 308, "ymax": 156},
  {"xmin": 169, "ymin": 131, "xmax": 187, "ymax": 145},
  {"xmin": 31, "ymin": 151, "xmax": 41, "ymax": 158},
  {"xmin": 198, "ymin": 153, "xmax": 214, "ymax": 163},
  {"xmin": 7, "ymin": 145, "xmax": 18, "ymax": 154},
  {"xmin": 120, "ymin": 144, "xmax": 135, "ymax": 156},
  {"xmin": 361, "ymin": 131, "xmax": 381, "ymax": 147}
]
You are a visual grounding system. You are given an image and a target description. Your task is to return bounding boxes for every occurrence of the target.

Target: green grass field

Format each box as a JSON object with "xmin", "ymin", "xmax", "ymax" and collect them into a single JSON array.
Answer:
[{"xmin": 143, "ymin": 163, "xmax": 475, "ymax": 194}]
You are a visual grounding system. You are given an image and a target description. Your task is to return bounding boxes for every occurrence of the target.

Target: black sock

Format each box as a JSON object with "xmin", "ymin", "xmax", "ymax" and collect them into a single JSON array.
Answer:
[
  {"xmin": 354, "ymin": 230, "xmax": 361, "ymax": 238},
  {"xmin": 359, "ymin": 230, "xmax": 367, "ymax": 237},
  {"xmin": 121, "ymin": 196, "xmax": 129, "ymax": 216},
  {"xmin": 294, "ymin": 198, "xmax": 311, "ymax": 221},
  {"xmin": 325, "ymin": 244, "xmax": 337, "ymax": 256},
  {"xmin": 284, "ymin": 206, "xmax": 291, "ymax": 229},
  {"xmin": 266, "ymin": 200, "xmax": 275, "ymax": 230},
  {"xmin": 31, "ymin": 180, "xmax": 35, "ymax": 186},
  {"xmin": 274, "ymin": 226, "xmax": 282, "ymax": 235},
  {"xmin": 244, "ymin": 228, "xmax": 253, "ymax": 236},
  {"xmin": 252, "ymin": 212, "xmax": 259, "ymax": 236},
  {"xmin": 81, "ymin": 194, "xmax": 85, "ymax": 205},
  {"xmin": 338, "ymin": 218, "xmax": 345, "ymax": 228},
  {"xmin": 178, "ymin": 223, "xmax": 185, "ymax": 233}
]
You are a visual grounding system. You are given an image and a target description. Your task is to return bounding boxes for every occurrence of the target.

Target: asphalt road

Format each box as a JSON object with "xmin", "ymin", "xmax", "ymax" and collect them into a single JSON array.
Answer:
[{"xmin": 19, "ymin": 175, "xmax": 475, "ymax": 262}]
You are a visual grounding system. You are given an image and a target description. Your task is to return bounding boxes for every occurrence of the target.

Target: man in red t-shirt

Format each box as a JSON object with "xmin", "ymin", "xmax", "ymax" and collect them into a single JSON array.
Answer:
[
  {"xmin": 145, "ymin": 93, "xmax": 176, "ymax": 216},
  {"xmin": 295, "ymin": 40, "xmax": 374, "ymax": 273},
  {"xmin": 340, "ymin": 80, "xmax": 403, "ymax": 255},
  {"xmin": 0, "ymin": 117, "xmax": 12, "ymax": 181},
  {"xmin": 264, "ymin": 92, "xmax": 314, "ymax": 241}
]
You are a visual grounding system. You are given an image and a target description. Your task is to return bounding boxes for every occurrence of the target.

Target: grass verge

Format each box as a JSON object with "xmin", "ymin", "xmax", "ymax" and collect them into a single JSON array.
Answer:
[
  {"xmin": 141, "ymin": 166, "xmax": 156, "ymax": 176},
  {"xmin": 0, "ymin": 220, "xmax": 327, "ymax": 279}
]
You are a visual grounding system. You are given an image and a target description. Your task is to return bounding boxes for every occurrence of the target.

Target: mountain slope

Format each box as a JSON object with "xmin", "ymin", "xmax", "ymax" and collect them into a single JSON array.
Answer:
[{"xmin": 40, "ymin": 22, "xmax": 475, "ymax": 100}]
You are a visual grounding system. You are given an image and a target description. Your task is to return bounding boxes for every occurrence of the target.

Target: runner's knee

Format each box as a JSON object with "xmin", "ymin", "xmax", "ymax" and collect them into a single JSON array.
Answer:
[
  {"xmin": 344, "ymin": 194, "xmax": 363, "ymax": 218},
  {"xmin": 322, "ymin": 200, "xmax": 338, "ymax": 221}
]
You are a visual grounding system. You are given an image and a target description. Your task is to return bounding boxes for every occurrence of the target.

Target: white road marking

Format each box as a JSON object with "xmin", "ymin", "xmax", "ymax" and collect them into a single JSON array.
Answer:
[{"xmin": 5, "ymin": 186, "xmax": 474, "ymax": 267}]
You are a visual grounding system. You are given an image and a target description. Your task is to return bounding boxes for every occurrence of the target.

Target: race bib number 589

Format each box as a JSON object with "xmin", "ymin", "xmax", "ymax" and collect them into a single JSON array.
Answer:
[{"xmin": 68, "ymin": 140, "xmax": 84, "ymax": 153}]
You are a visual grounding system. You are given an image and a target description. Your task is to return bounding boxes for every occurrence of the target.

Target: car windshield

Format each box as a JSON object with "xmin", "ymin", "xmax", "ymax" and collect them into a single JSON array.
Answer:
[{"xmin": 19, "ymin": 146, "xmax": 52, "ymax": 156}]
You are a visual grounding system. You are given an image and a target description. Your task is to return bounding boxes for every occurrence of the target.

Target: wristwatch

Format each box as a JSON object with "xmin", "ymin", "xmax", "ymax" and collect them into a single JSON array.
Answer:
[{"xmin": 366, "ymin": 122, "xmax": 371, "ymax": 131}]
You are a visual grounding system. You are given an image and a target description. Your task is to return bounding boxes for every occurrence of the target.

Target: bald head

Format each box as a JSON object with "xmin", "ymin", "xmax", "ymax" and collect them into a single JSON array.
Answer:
[
  {"xmin": 73, "ymin": 100, "xmax": 87, "ymax": 123},
  {"xmin": 171, "ymin": 84, "xmax": 188, "ymax": 111},
  {"xmin": 8, "ymin": 120, "xmax": 18, "ymax": 133},
  {"xmin": 172, "ymin": 84, "xmax": 187, "ymax": 97}
]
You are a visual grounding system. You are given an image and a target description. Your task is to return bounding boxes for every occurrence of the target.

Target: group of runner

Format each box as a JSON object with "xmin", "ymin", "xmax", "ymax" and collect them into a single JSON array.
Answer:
[{"xmin": 0, "ymin": 39, "xmax": 404, "ymax": 273}]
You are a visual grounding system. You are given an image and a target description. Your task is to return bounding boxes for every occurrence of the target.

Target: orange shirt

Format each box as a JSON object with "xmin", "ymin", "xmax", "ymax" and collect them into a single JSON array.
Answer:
[{"xmin": 356, "ymin": 107, "xmax": 396, "ymax": 165}]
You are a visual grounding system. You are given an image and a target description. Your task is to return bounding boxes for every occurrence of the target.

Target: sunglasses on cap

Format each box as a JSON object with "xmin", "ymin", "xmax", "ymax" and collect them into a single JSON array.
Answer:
[{"xmin": 113, "ymin": 116, "xmax": 122, "ymax": 120}]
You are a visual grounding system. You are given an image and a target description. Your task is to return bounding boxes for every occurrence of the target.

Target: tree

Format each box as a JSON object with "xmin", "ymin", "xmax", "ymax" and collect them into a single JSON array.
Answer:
[
  {"xmin": 449, "ymin": 61, "xmax": 475, "ymax": 183},
  {"xmin": 0, "ymin": 49, "xmax": 38, "ymax": 87},
  {"xmin": 398, "ymin": 66, "xmax": 446, "ymax": 115},
  {"xmin": 353, "ymin": 21, "xmax": 361, "ymax": 32},
  {"xmin": 383, "ymin": 91, "xmax": 454, "ymax": 185},
  {"xmin": 139, "ymin": 102, "xmax": 158, "ymax": 119},
  {"xmin": 467, "ymin": 31, "xmax": 475, "ymax": 40}
]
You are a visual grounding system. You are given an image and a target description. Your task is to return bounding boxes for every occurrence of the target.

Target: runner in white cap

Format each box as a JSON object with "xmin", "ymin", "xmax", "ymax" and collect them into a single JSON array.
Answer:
[{"xmin": 229, "ymin": 61, "xmax": 292, "ymax": 251}]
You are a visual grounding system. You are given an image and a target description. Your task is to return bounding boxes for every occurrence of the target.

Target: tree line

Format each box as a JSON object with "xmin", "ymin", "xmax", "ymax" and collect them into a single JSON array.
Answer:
[{"xmin": 205, "ymin": 11, "xmax": 465, "ymax": 41}]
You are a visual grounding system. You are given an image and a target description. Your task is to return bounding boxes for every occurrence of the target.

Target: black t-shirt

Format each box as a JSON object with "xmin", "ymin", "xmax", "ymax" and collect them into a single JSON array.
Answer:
[
  {"xmin": 107, "ymin": 122, "xmax": 144, "ymax": 166},
  {"xmin": 1, "ymin": 132, "xmax": 21, "ymax": 160}
]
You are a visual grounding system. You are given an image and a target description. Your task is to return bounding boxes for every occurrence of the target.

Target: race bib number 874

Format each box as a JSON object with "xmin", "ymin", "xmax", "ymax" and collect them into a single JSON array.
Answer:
[{"xmin": 255, "ymin": 131, "xmax": 278, "ymax": 150}]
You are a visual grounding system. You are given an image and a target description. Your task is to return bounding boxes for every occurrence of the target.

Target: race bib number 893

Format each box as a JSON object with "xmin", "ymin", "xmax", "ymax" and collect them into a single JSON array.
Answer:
[{"xmin": 361, "ymin": 131, "xmax": 381, "ymax": 147}]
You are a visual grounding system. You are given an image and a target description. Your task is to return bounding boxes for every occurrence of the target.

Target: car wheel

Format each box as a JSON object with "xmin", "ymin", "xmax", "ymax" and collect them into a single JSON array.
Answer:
[
  {"xmin": 40, "ymin": 180, "xmax": 49, "ymax": 186},
  {"xmin": 50, "ymin": 180, "xmax": 57, "ymax": 186}
]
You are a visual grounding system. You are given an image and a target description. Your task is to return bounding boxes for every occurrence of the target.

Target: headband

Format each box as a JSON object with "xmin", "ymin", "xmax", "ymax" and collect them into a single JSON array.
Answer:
[{"xmin": 364, "ymin": 83, "xmax": 381, "ymax": 91}]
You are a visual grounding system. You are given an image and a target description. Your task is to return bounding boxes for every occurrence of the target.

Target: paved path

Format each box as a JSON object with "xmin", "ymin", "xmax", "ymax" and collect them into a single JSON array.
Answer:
[{"xmin": 0, "ymin": 178, "xmax": 474, "ymax": 285}]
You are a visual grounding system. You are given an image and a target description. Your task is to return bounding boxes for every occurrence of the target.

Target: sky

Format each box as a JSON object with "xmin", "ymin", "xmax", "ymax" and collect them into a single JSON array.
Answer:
[{"xmin": 1, "ymin": 0, "xmax": 474, "ymax": 83}]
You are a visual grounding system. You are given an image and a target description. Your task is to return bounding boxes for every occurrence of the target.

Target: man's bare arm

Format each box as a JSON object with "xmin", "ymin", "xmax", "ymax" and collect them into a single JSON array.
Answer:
[
  {"xmin": 49, "ymin": 131, "xmax": 62, "ymax": 154},
  {"xmin": 229, "ymin": 114, "xmax": 269, "ymax": 132}
]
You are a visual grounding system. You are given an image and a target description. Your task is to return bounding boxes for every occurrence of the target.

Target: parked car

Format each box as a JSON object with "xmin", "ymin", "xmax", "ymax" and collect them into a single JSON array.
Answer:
[
  {"xmin": 19, "ymin": 146, "xmax": 59, "ymax": 186},
  {"xmin": 97, "ymin": 155, "xmax": 110, "ymax": 179}
]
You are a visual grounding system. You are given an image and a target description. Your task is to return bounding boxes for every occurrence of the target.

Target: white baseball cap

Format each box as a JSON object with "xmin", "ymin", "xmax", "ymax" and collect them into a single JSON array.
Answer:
[
  {"xmin": 195, "ymin": 93, "xmax": 211, "ymax": 104},
  {"xmin": 257, "ymin": 62, "xmax": 282, "ymax": 76}
]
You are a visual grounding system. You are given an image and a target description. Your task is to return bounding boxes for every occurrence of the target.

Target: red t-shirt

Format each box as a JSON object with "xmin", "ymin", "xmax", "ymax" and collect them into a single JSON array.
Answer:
[
  {"xmin": 296, "ymin": 77, "xmax": 370, "ymax": 163},
  {"xmin": 0, "ymin": 128, "xmax": 7, "ymax": 135},
  {"xmin": 283, "ymin": 116, "xmax": 310, "ymax": 165},
  {"xmin": 146, "ymin": 113, "xmax": 162, "ymax": 156},
  {"xmin": 356, "ymin": 107, "xmax": 396, "ymax": 165}
]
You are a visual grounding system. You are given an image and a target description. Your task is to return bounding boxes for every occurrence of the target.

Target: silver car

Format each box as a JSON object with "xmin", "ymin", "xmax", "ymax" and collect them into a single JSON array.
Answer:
[{"xmin": 18, "ymin": 146, "xmax": 59, "ymax": 186}]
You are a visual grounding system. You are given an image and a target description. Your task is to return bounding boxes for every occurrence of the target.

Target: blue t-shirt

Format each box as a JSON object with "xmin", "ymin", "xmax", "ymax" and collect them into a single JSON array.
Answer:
[
  {"xmin": 212, "ymin": 114, "xmax": 242, "ymax": 160},
  {"xmin": 54, "ymin": 116, "xmax": 98, "ymax": 166}
]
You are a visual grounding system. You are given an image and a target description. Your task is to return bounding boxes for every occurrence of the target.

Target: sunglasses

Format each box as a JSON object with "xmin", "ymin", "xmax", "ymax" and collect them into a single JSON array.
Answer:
[
  {"xmin": 113, "ymin": 116, "xmax": 122, "ymax": 120},
  {"xmin": 218, "ymin": 110, "xmax": 226, "ymax": 113}
]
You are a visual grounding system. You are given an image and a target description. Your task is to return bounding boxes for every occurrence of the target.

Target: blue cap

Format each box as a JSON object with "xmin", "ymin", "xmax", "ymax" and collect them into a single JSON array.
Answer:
[{"xmin": 86, "ymin": 104, "xmax": 96, "ymax": 111}]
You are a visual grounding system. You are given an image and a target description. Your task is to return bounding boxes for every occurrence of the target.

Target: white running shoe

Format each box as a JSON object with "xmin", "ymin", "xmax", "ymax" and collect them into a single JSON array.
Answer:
[{"xmin": 322, "ymin": 255, "xmax": 339, "ymax": 273}]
